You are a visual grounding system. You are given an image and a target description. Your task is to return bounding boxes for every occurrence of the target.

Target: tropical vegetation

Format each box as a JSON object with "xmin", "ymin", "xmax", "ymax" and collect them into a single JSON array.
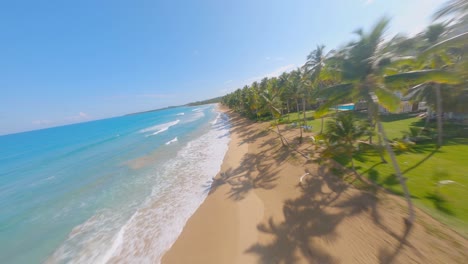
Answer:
[{"xmin": 221, "ymin": 0, "xmax": 467, "ymax": 230}]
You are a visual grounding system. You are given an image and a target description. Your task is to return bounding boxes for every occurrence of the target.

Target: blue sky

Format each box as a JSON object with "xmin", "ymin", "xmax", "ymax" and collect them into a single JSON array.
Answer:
[{"xmin": 0, "ymin": 0, "xmax": 446, "ymax": 135}]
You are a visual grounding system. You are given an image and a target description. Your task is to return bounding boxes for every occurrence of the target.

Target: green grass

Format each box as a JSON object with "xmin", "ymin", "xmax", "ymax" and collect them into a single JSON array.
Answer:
[
  {"xmin": 280, "ymin": 110, "xmax": 331, "ymax": 134},
  {"xmin": 280, "ymin": 110, "xmax": 419, "ymax": 137},
  {"xmin": 280, "ymin": 110, "xmax": 468, "ymax": 235},
  {"xmin": 350, "ymin": 116, "xmax": 467, "ymax": 235}
]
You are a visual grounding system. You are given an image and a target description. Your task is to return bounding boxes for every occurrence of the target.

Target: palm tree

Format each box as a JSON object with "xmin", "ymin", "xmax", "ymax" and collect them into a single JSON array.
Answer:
[
  {"xmin": 299, "ymin": 68, "xmax": 311, "ymax": 140},
  {"xmin": 319, "ymin": 17, "xmax": 416, "ymax": 224},
  {"xmin": 303, "ymin": 44, "xmax": 337, "ymax": 134},
  {"xmin": 288, "ymin": 69, "xmax": 304, "ymax": 139},
  {"xmin": 424, "ymin": 23, "xmax": 447, "ymax": 44},
  {"xmin": 433, "ymin": 0, "xmax": 468, "ymax": 36},
  {"xmin": 262, "ymin": 85, "xmax": 286, "ymax": 147},
  {"xmin": 325, "ymin": 112, "xmax": 369, "ymax": 174},
  {"xmin": 433, "ymin": 0, "xmax": 468, "ymax": 21},
  {"xmin": 250, "ymin": 81, "xmax": 263, "ymax": 120},
  {"xmin": 278, "ymin": 72, "xmax": 292, "ymax": 118},
  {"xmin": 318, "ymin": 18, "xmax": 401, "ymax": 138},
  {"xmin": 384, "ymin": 32, "xmax": 467, "ymax": 147}
]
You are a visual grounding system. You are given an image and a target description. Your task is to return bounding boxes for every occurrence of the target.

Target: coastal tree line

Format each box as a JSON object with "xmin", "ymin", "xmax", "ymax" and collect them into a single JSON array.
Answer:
[
  {"xmin": 221, "ymin": 0, "xmax": 468, "ymax": 226},
  {"xmin": 222, "ymin": 0, "xmax": 467, "ymax": 146}
]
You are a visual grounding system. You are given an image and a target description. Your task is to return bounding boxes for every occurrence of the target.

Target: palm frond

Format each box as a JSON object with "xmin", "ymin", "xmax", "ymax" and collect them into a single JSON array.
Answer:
[
  {"xmin": 433, "ymin": 0, "xmax": 468, "ymax": 21},
  {"xmin": 422, "ymin": 32, "xmax": 468, "ymax": 56},
  {"xmin": 375, "ymin": 86, "xmax": 401, "ymax": 112},
  {"xmin": 385, "ymin": 69, "xmax": 462, "ymax": 87}
]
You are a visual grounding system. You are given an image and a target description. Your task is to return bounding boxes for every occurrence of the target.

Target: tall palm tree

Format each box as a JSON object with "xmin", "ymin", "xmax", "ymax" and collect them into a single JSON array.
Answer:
[
  {"xmin": 385, "ymin": 32, "xmax": 467, "ymax": 147},
  {"xmin": 288, "ymin": 69, "xmax": 305, "ymax": 139},
  {"xmin": 262, "ymin": 85, "xmax": 286, "ymax": 147},
  {"xmin": 303, "ymin": 44, "xmax": 336, "ymax": 134},
  {"xmin": 250, "ymin": 81, "xmax": 263, "ymax": 120},
  {"xmin": 319, "ymin": 17, "xmax": 416, "ymax": 224},
  {"xmin": 318, "ymin": 18, "xmax": 400, "ymax": 132},
  {"xmin": 299, "ymin": 68, "xmax": 311, "ymax": 140},
  {"xmin": 278, "ymin": 72, "xmax": 292, "ymax": 118}
]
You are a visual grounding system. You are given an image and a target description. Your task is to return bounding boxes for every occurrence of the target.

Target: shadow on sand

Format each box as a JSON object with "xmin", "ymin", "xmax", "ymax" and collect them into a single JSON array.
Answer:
[
  {"xmin": 245, "ymin": 164, "xmax": 415, "ymax": 264},
  {"xmin": 203, "ymin": 111, "xmax": 280, "ymax": 200},
  {"xmin": 211, "ymin": 110, "xmax": 417, "ymax": 263}
]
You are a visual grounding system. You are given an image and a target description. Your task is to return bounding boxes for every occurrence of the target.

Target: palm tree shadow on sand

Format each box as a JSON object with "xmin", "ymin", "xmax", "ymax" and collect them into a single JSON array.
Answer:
[
  {"xmin": 245, "ymin": 165, "xmax": 415, "ymax": 264},
  {"xmin": 203, "ymin": 152, "xmax": 280, "ymax": 201}
]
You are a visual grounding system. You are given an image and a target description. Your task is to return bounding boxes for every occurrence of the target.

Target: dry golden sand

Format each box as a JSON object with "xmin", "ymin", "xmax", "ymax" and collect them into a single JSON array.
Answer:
[{"xmin": 162, "ymin": 107, "xmax": 467, "ymax": 264}]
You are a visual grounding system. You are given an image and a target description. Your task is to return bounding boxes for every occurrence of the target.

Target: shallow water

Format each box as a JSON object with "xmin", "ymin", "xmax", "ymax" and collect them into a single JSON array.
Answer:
[{"xmin": 0, "ymin": 104, "xmax": 230, "ymax": 263}]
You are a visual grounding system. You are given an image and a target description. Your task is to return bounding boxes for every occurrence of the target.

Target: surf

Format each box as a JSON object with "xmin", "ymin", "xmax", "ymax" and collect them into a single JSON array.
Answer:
[{"xmin": 140, "ymin": 120, "xmax": 180, "ymax": 136}]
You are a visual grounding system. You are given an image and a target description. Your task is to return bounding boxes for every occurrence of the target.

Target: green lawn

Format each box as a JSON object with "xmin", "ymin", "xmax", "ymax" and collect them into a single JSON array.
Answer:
[
  {"xmin": 280, "ymin": 110, "xmax": 331, "ymax": 134},
  {"xmin": 355, "ymin": 115, "xmax": 467, "ymax": 235},
  {"xmin": 281, "ymin": 110, "xmax": 468, "ymax": 235}
]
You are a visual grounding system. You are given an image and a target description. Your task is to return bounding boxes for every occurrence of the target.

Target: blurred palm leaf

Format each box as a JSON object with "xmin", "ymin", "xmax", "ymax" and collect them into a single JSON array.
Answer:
[
  {"xmin": 385, "ymin": 70, "xmax": 462, "ymax": 87},
  {"xmin": 374, "ymin": 86, "xmax": 400, "ymax": 112},
  {"xmin": 422, "ymin": 32, "xmax": 468, "ymax": 56}
]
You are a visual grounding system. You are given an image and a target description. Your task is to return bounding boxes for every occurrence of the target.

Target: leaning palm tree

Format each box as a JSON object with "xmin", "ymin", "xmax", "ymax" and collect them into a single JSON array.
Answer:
[
  {"xmin": 262, "ymin": 83, "xmax": 286, "ymax": 147},
  {"xmin": 319, "ymin": 17, "xmax": 416, "ymax": 225},
  {"xmin": 318, "ymin": 18, "xmax": 400, "ymax": 137},
  {"xmin": 317, "ymin": 18, "xmax": 398, "ymax": 159}
]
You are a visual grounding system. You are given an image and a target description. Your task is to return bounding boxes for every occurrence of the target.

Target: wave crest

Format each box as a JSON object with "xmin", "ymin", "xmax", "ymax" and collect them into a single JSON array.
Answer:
[
  {"xmin": 165, "ymin": 137, "xmax": 178, "ymax": 145},
  {"xmin": 140, "ymin": 120, "xmax": 180, "ymax": 136}
]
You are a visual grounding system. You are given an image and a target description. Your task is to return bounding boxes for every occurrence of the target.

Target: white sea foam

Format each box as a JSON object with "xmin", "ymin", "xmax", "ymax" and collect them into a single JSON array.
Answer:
[
  {"xmin": 176, "ymin": 113, "xmax": 184, "ymax": 116},
  {"xmin": 48, "ymin": 111, "xmax": 230, "ymax": 264},
  {"xmin": 147, "ymin": 127, "xmax": 169, "ymax": 137},
  {"xmin": 191, "ymin": 106, "xmax": 209, "ymax": 112},
  {"xmin": 140, "ymin": 120, "xmax": 180, "ymax": 135},
  {"xmin": 211, "ymin": 113, "xmax": 221, "ymax": 125},
  {"xmin": 184, "ymin": 111, "xmax": 205, "ymax": 123},
  {"xmin": 165, "ymin": 137, "xmax": 178, "ymax": 145}
]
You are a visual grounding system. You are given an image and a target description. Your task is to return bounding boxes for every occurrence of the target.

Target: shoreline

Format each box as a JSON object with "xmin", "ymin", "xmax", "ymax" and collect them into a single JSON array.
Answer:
[
  {"xmin": 162, "ymin": 104, "xmax": 258, "ymax": 263},
  {"xmin": 162, "ymin": 105, "xmax": 468, "ymax": 263},
  {"xmin": 45, "ymin": 105, "xmax": 232, "ymax": 264}
]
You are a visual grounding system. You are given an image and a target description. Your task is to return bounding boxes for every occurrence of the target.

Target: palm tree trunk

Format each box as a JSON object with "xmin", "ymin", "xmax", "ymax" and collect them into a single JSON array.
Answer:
[
  {"xmin": 377, "ymin": 120, "xmax": 415, "ymax": 225},
  {"xmin": 286, "ymin": 100, "xmax": 290, "ymax": 121},
  {"xmin": 270, "ymin": 109, "xmax": 286, "ymax": 147},
  {"xmin": 296, "ymin": 99, "xmax": 300, "ymax": 117},
  {"xmin": 302, "ymin": 97, "xmax": 306, "ymax": 125},
  {"xmin": 435, "ymin": 84, "xmax": 443, "ymax": 147},
  {"xmin": 377, "ymin": 131, "xmax": 387, "ymax": 163},
  {"xmin": 350, "ymin": 152, "xmax": 356, "ymax": 174},
  {"xmin": 320, "ymin": 117, "xmax": 324, "ymax": 134},
  {"xmin": 276, "ymin": 120, "xmax": 286, "ymax": 146},
  {"xmin": 302, "ymin": 97, "xmax": 306, "ymax": 141},
  {"xmin": 368, "ymin": 103, "xmax": 375, "ymax": 144},
  {"xmin": 296, "ymin": 98, "xmax": 302, "ymax": 140}
]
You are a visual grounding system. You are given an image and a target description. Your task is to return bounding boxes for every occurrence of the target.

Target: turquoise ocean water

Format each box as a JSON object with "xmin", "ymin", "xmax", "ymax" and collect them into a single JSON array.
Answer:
[{"xmin": 0, "ymin": 104, "xmax": 230, "ymax": 263}]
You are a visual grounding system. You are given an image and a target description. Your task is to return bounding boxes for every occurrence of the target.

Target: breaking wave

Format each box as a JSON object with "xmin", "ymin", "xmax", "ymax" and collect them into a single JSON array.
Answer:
[{"xmin": 140, "ymin": 120, "xmax": 180, "ymax": 136}]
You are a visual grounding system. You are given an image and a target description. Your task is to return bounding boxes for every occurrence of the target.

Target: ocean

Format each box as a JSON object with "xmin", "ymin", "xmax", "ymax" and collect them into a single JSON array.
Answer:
[{"xmin": 0, "ymin": 104, "xmax": 230, "ymax": 264}]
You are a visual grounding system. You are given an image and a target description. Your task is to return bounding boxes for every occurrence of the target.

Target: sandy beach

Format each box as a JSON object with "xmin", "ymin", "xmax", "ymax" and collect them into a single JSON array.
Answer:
[{"xmin": 162, "ymin": 106, "xmax": 467, "ymax": 264}]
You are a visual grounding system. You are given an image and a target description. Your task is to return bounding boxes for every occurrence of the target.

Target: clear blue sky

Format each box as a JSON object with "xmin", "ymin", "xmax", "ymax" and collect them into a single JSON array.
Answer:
[{"xmin": 0, "ymin": 0, "xmax": 445, "ymax": 135}]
